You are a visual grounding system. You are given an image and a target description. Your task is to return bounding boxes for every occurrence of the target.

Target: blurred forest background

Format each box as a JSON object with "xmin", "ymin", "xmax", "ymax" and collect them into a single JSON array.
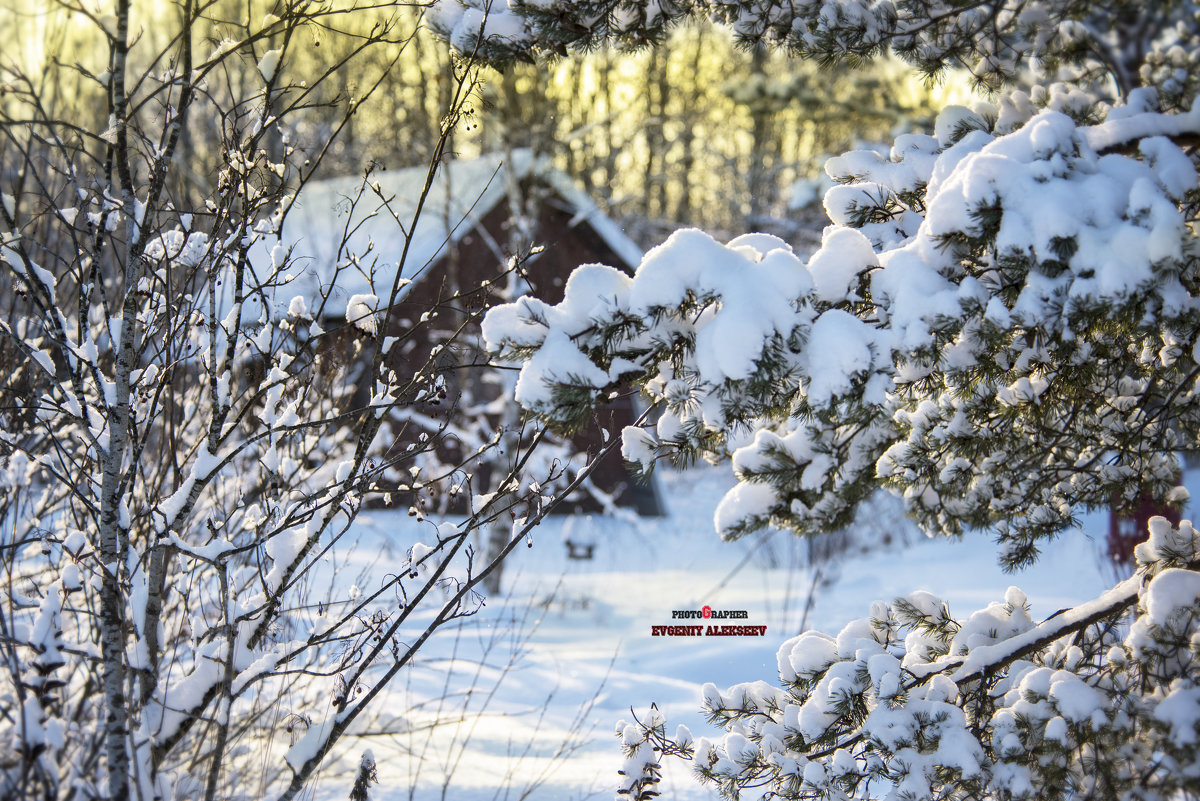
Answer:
[{"xmin": 3, "ymin": 1, "xmax": 973, "ymax": 253}]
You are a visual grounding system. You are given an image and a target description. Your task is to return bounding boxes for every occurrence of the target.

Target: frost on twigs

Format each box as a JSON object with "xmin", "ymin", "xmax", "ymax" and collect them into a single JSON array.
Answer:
[
  {"xmin": 616, "ymin": 705, "xmax": 693, "ymax": 801},
  {"xmin": 618, "ymin": 517, "xmax": 1200, "ymax": 801},
  {"xmin": 0, "ymin": 2, "xmax": 567, "ymax": 797}
]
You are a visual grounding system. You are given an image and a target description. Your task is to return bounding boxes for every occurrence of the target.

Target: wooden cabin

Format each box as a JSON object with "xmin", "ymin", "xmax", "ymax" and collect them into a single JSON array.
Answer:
[{"xmin": 274, "ymin": 150, "xmax": 663, "ymax": 517}]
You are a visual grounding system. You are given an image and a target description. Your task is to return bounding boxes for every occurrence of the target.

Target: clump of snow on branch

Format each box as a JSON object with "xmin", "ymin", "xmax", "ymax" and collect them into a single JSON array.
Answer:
[
  {"xmin": 626, "ymin": 517, "xmax": 1200, "ymax": 801},
  {"xmin": 485, "ymin": 91, "xmax": 1200, "ymax": 565},
  {"xmin": 346, "ymin": 293, "xmax": 380, "ymax": 336}
]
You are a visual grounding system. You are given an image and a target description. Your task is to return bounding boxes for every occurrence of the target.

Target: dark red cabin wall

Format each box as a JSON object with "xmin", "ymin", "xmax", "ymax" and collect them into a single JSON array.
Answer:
[{"xmin": 336, "ymin": 189, "xmax": 660, "ymax": 516}]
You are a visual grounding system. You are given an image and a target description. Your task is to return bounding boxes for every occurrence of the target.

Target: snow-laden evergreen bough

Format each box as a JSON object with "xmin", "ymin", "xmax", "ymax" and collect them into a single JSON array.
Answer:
[
  {"xmin": 428, "ymin": 0, "xmax": 1200, "ymax": 98},
  {"xmin": 616, "ymin": 517, "xmax": 1200, "ymax": 800},
  {"xmin": 485, "ymin": 92, "xmax": 1200, "ymax": 567},
  {"xmin": 439, "ymin": 0, "xmax": 1200, "ymax": 798}
]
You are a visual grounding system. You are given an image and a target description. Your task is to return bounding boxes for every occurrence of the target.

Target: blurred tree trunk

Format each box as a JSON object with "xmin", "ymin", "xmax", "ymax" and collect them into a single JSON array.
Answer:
[
  {"xmin": 746, "ymin": 43, "xmax": 772, "ymax": 228},
  {"xmin": 599, "ymin": 47, "xmax": 616, "ymax": 207},
  {"xmin": 567, "ymin": 59, "xmax": 588, "ymax": 192},
  {"xmin": 675, "ymin": 25, "xmax": 704, "ymax": 224},
  {"xmin": 643, "ymin": 46, "xmax": 668, "ymax": 220}
]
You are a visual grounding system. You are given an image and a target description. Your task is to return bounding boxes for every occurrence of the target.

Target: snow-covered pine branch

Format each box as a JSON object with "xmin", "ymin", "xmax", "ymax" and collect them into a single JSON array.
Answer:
[
  {"xmin": 621, "ymin": 516, "xmax": 1200, "ymax": 801},
  {"xmin": 483, "ymin": 90, "xmax": 1200, "ymax": 567},
  {"xmin": 428, "ymin": 0, "xmax": 1200, "ymax": 99}
]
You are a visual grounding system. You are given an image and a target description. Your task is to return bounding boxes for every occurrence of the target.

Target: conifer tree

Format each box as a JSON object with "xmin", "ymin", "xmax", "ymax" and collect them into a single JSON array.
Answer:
[{"xmin": 433, "ymin": 1, "xmax": 1200, "ymax": 797}]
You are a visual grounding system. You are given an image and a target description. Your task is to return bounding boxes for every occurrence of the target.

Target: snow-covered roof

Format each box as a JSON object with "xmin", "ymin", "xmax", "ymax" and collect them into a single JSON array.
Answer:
[{"xmin": 269, "ymin": 150, "xmax": 644, "ymax": 317}]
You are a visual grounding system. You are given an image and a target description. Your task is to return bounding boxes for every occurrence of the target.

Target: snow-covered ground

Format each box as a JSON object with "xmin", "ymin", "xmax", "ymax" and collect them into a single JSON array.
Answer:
[{"xmin": 307, "ymin": 465, "xmax": 1161, "ymax": 801}]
